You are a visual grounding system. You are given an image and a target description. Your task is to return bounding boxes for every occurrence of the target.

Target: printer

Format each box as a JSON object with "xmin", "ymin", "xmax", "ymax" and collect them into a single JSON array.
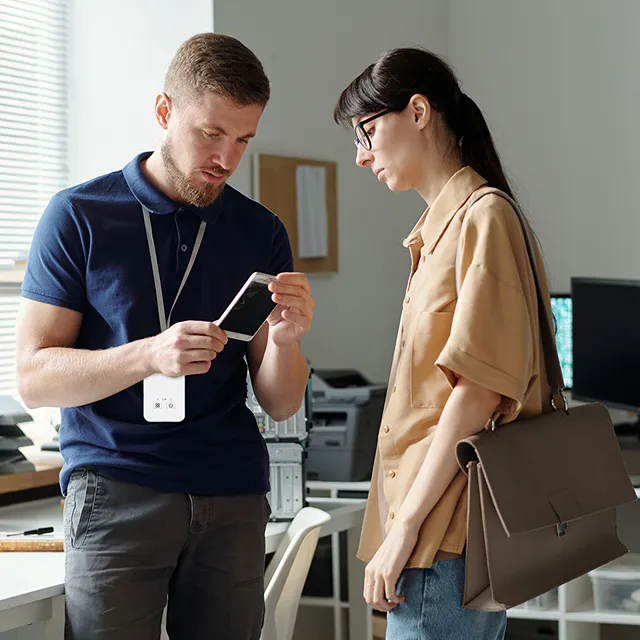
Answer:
[
  {"xmin": 306, "ymin": 369, "xmax": 386, "ymax": 482},
  {"xmin": 0, "ymin": 396, "xmax": 35, "ymax": 474}
]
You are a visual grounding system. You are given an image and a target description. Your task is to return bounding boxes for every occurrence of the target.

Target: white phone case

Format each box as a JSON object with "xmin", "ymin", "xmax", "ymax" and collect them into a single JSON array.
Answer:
[
  {"xmin": 143, "ymin": 374, "xmax": 186, "ymax": 422},
  {"xmin": 215, "ymin": 272, "xmax": 277, "ymax": 341}
]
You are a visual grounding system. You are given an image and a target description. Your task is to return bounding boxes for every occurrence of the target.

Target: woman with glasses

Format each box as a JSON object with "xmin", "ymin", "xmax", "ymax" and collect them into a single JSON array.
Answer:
[{"xmin": 334, "ymin": 48, "xmax": 552, "ymax": 639}]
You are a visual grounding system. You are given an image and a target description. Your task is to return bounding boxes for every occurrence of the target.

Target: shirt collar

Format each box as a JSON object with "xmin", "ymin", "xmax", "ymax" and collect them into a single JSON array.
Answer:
[
  {"xmin": 122, "ymin": 151, "xmax": 226, "ymax": 223},
  {"xmin": 403, "ymin": 166, "xmax": 487, "ymax": 252}
]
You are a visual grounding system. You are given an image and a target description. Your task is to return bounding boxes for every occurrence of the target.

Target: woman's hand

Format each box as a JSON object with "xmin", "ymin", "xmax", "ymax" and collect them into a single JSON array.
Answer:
[{"xmin": 364, "ymin": 520, "xmax": 419, "ymax": 612}]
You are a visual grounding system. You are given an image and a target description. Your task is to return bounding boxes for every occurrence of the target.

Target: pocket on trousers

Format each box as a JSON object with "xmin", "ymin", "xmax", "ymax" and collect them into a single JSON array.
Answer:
[
  {"xmin": 410, "ymin": 311, "xmax": 454, "ymax": 408},
  {"xmin": 65, "ymin": 468, "xmax": 99, "ymax": 550}
]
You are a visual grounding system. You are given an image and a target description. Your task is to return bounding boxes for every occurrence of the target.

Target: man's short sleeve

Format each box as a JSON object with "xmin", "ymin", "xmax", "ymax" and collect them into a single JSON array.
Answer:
[
  {"xmin": 436, "ymin": 196, "xmax": 535, "ymax": 416},
  {"xmin": 21, "ymin": 193, "xmax": 87, "ymax": 313},
  {"xmin": 269, "ymin": 216, "xmax": 294, "ymax": 274}
]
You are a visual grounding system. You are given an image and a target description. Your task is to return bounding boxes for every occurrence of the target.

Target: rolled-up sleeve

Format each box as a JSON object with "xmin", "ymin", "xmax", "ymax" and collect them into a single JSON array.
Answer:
[{"xmin": 436, "ymin": 196, "xmax": 535, "ymax": 417}]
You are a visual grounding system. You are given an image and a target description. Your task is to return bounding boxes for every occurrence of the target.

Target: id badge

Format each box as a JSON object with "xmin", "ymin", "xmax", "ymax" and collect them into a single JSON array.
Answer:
[{"xmin": 143, "ymin": 374, "xmax": 185, "ymax": 422}]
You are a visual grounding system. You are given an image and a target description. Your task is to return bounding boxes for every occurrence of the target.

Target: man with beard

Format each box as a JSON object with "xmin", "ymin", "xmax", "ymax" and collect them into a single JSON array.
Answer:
[{"xmin": 15, "ymin": 34, "xmax": 314, "ymax": 640}]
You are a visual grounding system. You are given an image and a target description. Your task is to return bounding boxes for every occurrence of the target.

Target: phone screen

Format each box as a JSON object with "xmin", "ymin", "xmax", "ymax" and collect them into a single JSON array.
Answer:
[{"xmin": 219, "ymin": 280, "xmax": 276, "ymax": 336}]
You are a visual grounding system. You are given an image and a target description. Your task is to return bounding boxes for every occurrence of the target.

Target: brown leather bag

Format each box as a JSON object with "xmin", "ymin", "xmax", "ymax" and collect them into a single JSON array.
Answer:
[{"xmin": 455, "ymin": 188, "xmax": 637, "ymax": 611}]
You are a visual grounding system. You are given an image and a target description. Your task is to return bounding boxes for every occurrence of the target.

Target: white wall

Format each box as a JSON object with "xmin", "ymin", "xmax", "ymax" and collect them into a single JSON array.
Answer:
[
  {"xmin": 68, "ymin": 0, "xmax": 213, "ymax": 185},
  {"xmin": 67, "ymin": 0, "xmax": 640, "ymax": 379},
  {"xmin": 215, "ymin": 0, "xmax": 449, "ymax": 382},
  {"xmin": 449, "ymin": 0, "xmax": 640, "ymax": 292}
]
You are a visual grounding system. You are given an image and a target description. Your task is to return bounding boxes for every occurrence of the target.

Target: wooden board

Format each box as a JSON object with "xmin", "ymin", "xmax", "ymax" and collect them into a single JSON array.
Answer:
[
  {"xmin": 254, "ymin": 154, "xmax": 338, "ymax": 274},
  {"xmin": 0, "ymin": 538, "xmax": 63, "ymax": 552},
  {"xmin": 0, "ymin": 466, "xmax": 61, "ymax": 495}
]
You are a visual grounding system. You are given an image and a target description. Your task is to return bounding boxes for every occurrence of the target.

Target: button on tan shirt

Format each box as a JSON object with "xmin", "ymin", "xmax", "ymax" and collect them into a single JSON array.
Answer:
[{"xmin": 358, "ymin": 167, "xmax": 553, "ymax": 568}]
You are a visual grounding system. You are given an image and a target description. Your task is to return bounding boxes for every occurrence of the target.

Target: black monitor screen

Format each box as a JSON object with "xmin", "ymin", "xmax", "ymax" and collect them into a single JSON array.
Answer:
[
  {"xmin": 572, "ymin": 278, "xmax": 640, "ymax": 411},
  {"xmin": 550, "ymin": 295, "xmax": 573, "ymax": 389}
]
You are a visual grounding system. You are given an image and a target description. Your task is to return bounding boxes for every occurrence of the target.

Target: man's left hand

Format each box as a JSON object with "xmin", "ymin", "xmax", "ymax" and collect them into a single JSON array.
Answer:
[{"xmin": 267, "ymin": 273, "xmax": 314, "ymax": 346}]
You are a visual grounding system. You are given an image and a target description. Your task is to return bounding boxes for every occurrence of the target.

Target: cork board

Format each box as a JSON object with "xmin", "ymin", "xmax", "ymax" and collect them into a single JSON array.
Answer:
[{"xmin": 253, "ymin": 153, "xmax": 338, "ymax": 274}]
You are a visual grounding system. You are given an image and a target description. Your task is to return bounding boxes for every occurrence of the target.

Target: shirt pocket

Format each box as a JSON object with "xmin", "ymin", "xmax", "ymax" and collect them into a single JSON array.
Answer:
[{"xmin": 410, "ymin": 311, "xmax": 454, "ymax": 408}]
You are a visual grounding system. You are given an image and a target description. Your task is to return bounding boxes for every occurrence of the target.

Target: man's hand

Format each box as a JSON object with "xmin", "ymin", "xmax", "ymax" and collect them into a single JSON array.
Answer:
[
  {"xmin": 148, "ymin": 321, "xmax": 228, "ymax": 377},
  {"xmin": 266, "ymin": 273, "xmax": 315, "ymax": 347}
]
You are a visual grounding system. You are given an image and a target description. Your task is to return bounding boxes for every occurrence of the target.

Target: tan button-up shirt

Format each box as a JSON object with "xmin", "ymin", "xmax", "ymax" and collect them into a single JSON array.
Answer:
[{"xmin": 358, "ymin": 167, "xmax": 553, "ymax": 568}]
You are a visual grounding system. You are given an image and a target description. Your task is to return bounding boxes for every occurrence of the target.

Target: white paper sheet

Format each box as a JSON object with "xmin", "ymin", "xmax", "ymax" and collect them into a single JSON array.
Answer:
[{"xmin": 296, "ymin": 165, "xmax": 328, "ymax": 259}]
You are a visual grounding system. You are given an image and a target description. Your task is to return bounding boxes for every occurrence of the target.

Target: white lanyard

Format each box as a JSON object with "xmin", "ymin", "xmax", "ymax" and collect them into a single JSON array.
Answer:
[{"xmin": 142, "ymin": 207, "xmax": 207, "ymax": 332}]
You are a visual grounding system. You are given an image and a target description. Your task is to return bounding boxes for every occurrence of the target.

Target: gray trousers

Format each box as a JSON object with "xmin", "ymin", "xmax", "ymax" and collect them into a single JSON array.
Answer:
[{"xmin": 63, "ymin": 468, "xmax": 270, "ymax": 640}]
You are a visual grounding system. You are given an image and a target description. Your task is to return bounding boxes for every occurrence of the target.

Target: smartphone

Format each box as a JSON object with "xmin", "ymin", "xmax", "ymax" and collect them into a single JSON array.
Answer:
[{"xmin": 215, "ymin": 272, "xmax": 278, "ymax": 341}]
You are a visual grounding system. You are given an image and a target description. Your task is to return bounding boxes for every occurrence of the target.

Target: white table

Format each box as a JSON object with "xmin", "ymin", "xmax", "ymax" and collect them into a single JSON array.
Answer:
[{"xmin": 0, "ymin": 497, "xmax": 369, "ymax": 640}]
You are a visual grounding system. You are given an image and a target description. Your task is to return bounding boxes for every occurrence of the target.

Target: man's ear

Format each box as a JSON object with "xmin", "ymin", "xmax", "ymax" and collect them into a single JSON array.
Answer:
[{"xmin": 154, "ymin": 92, "xmax": 172, "ymax": 130}]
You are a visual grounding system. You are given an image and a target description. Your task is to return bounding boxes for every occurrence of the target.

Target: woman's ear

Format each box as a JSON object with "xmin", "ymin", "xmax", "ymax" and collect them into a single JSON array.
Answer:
[{"xmin": 408, "ymin": 94, "xmax": 431, "ymax": 130}]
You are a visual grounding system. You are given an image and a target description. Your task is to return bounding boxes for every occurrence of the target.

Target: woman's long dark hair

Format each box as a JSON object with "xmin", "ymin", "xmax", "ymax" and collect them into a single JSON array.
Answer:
[{"xmin": 334, "ymin": 47, "xmax": 515, "ymax": 200}]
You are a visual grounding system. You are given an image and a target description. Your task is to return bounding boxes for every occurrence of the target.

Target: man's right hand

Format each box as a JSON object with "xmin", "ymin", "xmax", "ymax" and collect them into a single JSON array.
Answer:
[{"xmin": 147, "ymin": 321, "xmax": 228, "ymax": 377}]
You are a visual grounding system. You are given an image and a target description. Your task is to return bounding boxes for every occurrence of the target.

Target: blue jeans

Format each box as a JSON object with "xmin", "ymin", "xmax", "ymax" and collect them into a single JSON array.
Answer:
[{"xmin": 386, "ymin": 559, "xmax": 507, "ymax": 640}]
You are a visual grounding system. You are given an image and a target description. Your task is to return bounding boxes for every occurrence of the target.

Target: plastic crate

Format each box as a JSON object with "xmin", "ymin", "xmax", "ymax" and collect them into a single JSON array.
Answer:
[
  {"xmin": 266, "ymin": 442, "xmax": 306, "ymax": 521},
  {"xmin": 589, "ymin": 553, "xmax": 640, "ymax": 614},
  {"xmin": 519, "ymin": 588, "xmax": 558, "ymax": 610}
]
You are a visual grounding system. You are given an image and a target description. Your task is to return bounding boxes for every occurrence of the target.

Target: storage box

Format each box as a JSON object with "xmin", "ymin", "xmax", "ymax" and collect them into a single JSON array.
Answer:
[
  {"xmin": 588, "ymin": 553, "xmax": 640, "ymax": 614},
  {"xmin": 520, "ymin": 588, "xmax": 558, "ymax": 610},
  {"xmin": 266, "ymin": 442, "xmax": 306, "ymax": 521}
]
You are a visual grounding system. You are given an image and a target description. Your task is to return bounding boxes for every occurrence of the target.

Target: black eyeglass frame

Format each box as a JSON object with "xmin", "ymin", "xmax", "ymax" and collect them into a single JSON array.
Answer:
[{"xmin": 353, "ymin": 108, "xmax": 395, "ymax": 151}]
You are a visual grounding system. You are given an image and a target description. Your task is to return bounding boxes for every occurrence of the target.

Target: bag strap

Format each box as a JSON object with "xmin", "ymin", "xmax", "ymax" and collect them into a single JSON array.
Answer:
[{"xmin": 455, "ymin": 188, "xmax": 566, "ymax": 405}]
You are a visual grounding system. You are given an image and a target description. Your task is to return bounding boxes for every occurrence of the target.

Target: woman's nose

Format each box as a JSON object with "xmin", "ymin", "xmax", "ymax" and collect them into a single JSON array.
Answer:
[{"xmin": 355, "ymin": 144, "xmax": 373, "ymax": 167}]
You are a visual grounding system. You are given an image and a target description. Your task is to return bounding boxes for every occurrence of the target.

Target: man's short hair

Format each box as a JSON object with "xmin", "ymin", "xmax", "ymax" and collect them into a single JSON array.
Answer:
[{"xmin": 165, "ymin": 33, "xmax": 270, "ymax": 107}]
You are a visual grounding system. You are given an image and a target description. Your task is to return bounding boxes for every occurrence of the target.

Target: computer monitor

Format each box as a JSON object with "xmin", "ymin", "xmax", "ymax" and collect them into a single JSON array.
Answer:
[
  {"xmin": 572, "ymin": 277, "xmax": 640, "ymax": 412},
  {"xmin": 550, "ymin": 294, "xmax": 573, "ymax": 389}
]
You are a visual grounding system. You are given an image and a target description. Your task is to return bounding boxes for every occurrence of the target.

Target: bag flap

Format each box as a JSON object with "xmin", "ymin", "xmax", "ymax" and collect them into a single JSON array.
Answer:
[{"xmin": 456, "ymin": 402, "xmax": 637, "ymax": 536}]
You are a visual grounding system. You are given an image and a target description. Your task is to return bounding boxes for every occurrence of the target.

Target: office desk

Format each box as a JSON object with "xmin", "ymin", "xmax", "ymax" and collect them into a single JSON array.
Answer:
[{"xmin": 0, "ymin": 497, "xmax": 368, "ymax": 640}]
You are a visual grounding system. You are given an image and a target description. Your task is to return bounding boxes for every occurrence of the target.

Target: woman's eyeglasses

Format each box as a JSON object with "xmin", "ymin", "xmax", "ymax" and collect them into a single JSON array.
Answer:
[{"xmin": 353, "ymin": 109, "xmax": 394, "ymax": 151}]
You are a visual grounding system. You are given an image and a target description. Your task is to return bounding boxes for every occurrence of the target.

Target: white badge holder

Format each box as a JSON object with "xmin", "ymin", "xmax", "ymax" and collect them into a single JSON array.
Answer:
[
  {"xmin": 141, "ymin": 207, "xmax": 206, "ymax": 423},
  {"xmin": 143, "ymin": 374, "xmax": 186, "ymax": 422}
]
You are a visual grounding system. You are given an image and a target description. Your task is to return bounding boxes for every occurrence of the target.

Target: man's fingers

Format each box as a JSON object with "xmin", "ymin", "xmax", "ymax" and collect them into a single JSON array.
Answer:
[
  {"xmin": 177, "ymin": 321, "xmax": 228, "ymax": 343},
  {"xmin": 270, "ymin": 282, "xmax": 315, "ymax": 313},
  {"xmin": 268, "ymin": 281, "xmax": 309, "ymax": 297},
  {"xmin": 280, "ymin": 310, "xmax": 310, "ymax": 329},
  {"xmin": 177, "ymin": 320, "xmax": 215, "ymax": 334},
  {"xmin": 271, "ymin": 293, "xmax": 310, "ymax": 314},
  {"xmin": 180, "ymin": 349, "xmax": 217, "ymax": 363},
  {"xmin": 275, "ymin": 272, "xmax": 310, "ymax": 293},
  {"xmin": 178, "ymin": 334, "xmax": 226, "ymax": 353},
  {"xmin": 181, "ymin": 361, "xmax": 212, "ymax": 376}
]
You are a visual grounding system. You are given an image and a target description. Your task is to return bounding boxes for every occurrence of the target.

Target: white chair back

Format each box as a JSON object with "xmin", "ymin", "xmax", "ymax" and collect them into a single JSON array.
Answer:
[{"xmin": 261, "ymin": 507, "xmax": 331, "ymax": 640}]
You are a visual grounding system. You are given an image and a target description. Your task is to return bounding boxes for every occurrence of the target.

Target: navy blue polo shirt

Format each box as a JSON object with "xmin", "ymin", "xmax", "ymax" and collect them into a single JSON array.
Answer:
[{"xmin": 22, "ymin": 152, "xmax": 294, "ymax": 496}]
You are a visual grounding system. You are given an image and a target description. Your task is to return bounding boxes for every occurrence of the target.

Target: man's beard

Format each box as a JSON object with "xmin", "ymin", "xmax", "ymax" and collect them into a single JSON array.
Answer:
[{"xmin": 161, "ymin": 137, "xmax": 227, "ymax": 207}]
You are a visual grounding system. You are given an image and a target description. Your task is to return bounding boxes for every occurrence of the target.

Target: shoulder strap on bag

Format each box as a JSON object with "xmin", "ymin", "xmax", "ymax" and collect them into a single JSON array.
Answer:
[{"xmin": 455, "ymin": 188, "xmax": 566, "ymax": 403}]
